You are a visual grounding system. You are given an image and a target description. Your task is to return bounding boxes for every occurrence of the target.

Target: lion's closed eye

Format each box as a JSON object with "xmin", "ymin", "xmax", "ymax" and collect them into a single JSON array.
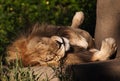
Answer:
[
  {"xmin": 51, "ymin": 36, "xmax": 70, "ymax": 51},
  {"xmin": 56, "ymin": 40, "xmax": 64, "ymax": 49}
]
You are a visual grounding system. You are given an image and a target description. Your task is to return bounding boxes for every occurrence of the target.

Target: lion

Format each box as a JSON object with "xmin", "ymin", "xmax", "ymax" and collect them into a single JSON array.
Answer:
[{"xmin": 6, "ymin": 11, "xmax": 117, "ymax": 67}]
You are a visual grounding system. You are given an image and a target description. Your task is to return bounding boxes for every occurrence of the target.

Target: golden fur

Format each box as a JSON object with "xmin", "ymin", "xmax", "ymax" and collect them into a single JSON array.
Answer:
[{"xmin": 6, "ymin": 12, "xmax": 117, "ymax": 67}]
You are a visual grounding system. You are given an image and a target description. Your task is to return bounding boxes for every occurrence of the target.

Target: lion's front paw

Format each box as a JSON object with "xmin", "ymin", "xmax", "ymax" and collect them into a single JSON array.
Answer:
[{"xmin": 92, "ymin": 38, "xmax": 117, "ymax": 61}]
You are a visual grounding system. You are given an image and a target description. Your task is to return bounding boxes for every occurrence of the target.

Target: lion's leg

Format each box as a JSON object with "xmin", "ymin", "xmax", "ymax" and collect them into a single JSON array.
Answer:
[
  {"xmin": 69, "ymin": 11, "xmax": 94, "ymax": 49},
  {"xmin": 63, "ymin": 37, "xmax": 117, "ymax": 66},
  {"xmin": 68, "ymin": 33, "xmax": 88, "ymax": 49},
  {"xmin": 64, "ymin": 29, "xmax": 89, "ymax": 49},
  {"xmin": 91, "ymin": 38, "xmax": 117, "ymax": 61},
  {"xmin": 71, "ymin": 11, "xmax": 84, "ymax": 28}
]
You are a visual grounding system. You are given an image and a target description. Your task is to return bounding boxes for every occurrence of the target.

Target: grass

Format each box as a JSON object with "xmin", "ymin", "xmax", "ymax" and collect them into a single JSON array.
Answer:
[
  {"xmin": 0, "ymin": 59, "xmax": 35, "ymax": 81},
  {"xmin": 0, "ymin": 57, "xmax": 73, "ymax": 81}
]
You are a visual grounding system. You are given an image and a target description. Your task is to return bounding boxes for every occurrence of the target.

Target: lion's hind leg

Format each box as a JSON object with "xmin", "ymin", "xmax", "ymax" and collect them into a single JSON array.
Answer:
[{"xmin": 91, "ymin": 38, "xmax": 117, "ymax": 61}]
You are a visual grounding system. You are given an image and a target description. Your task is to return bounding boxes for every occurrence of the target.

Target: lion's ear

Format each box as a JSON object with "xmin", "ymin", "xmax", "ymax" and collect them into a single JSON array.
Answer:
[{"xmin": 71, "ymin": 11, "xmax": 84, "ymax": 28}]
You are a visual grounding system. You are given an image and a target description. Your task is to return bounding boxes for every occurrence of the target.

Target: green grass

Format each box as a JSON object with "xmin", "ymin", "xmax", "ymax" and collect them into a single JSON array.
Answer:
[
  {"xmin": 0, "ymin": 60, "xmax": 35, "ymax": 81},
  {"xmin": 0, "ymin": 58, "xmax": 73, "ymax": 81}
]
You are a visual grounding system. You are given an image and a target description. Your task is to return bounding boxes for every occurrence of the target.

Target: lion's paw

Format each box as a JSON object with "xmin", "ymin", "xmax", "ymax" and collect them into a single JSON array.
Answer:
[
  {"xmin": 101, "ymin": 38, "xmax": 117, "ymax": 55},
  {"xmin": 92, "ymin": 38, "xmax": 117, "ymax": 61},
  {"xmin": 71, "ymin": 11, "xmax": 84, "ymax": 28}
]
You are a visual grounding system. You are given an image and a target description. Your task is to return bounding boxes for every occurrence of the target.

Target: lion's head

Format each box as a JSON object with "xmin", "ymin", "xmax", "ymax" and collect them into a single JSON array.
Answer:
[{"xmin": 7, "ymin": 35, "xmax": 70, "ymax": 66}]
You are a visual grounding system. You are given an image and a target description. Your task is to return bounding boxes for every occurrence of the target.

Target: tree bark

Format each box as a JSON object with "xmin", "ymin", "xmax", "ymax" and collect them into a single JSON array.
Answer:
[
  {"xmin": 72, "ymin": 59, "xmax": 120, "ymax": 81},
  {"xmin": 95, "ymin": 0, "xmax": 120, "ymax": 58}
]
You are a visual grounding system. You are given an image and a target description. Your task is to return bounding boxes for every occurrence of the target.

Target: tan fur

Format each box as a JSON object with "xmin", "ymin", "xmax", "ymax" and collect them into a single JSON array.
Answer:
[{"xmin": 6, "ymin": 11, "xmax": 117, "ymax": 67}]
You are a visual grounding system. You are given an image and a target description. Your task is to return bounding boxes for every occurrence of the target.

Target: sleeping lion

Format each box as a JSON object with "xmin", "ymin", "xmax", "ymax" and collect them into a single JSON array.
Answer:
[{"xmin": 6, "ymin": 12, "xmax": 117, "ymax": 67}]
